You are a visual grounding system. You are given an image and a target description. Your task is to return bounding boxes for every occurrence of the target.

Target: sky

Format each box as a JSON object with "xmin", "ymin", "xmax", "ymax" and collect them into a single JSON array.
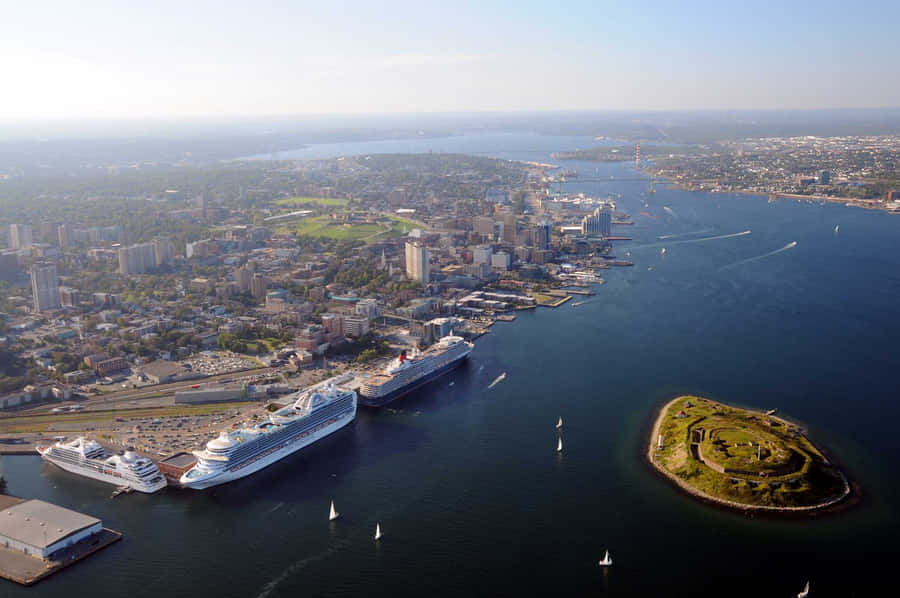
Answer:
[{"xmin": 1, "ymin": 0, "xmax": 898, "ymax": 119}]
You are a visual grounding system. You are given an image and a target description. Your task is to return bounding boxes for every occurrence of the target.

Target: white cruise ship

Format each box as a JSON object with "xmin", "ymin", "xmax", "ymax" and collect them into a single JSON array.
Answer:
[
  {"xmin": 37, "ymin": 437, "xmax": 167, "ymax": 493},
  {"xmin": 181, "ymin": 382, "xmax": 357, "ymax": 489},
  {"xmin": 359, "ymin": 334, "xmax": 473, "ymax": 407}
]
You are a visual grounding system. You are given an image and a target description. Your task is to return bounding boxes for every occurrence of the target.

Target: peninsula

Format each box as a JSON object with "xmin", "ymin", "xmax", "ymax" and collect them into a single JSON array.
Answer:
[{"xmin": 649, "ymin": 396, "xmax": 850, "ymax": 512}]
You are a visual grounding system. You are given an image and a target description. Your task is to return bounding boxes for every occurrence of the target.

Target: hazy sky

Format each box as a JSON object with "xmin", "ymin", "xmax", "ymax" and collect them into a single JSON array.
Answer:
[{"xmin": 2, "ymin": 0, "xmax": 898, "ymax": 119}]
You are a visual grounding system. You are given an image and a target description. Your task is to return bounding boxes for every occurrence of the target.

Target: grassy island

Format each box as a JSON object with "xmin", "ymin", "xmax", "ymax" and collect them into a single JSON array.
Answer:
[{"xmin": 649, "ymin": 396, "xmax": 850, "ymax": 512}]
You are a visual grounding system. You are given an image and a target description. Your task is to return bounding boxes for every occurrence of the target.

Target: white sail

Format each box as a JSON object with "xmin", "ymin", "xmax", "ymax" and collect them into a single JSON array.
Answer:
[
  {"xmin": 329, "ymin": 500, "xmax": 339, "ymax": 521},
  {"xmin": 557, "ymin": 438, "xmax": 563, "ymax": 452},
  {"xmin": 834, "ymin": 225, "xmax": 839, "ymax": 233},
  {"xmin": 556, "ymin": 417, "xmax": 563, "ymax": 429},
  {"xmin": 797, "ymin": 581, "xmax": 809, "ymax": 598},
  {"xmin": 598, "ymin": 550, "xmax": 613, "ymax": 566},
  {"xmin": 375, "ymin": 523, "xmax": 383, "ymax": 540}
]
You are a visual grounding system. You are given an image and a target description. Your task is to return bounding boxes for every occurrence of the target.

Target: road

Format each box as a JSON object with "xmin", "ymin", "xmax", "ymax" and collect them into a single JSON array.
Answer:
[{"xmin": 12, "ymin": 366, "xmax": 288, "ymax": 416}]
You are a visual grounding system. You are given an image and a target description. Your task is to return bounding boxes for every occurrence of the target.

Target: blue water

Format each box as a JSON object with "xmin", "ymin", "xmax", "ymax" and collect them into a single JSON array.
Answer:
[{"xmin": 4, "ymin": 134, "xmax": 900, "ymax": 597}]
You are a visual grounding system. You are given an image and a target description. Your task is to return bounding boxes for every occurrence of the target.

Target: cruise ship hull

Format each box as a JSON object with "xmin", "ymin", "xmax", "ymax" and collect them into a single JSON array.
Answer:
[
  {"xmin": 181, "ymin": 409, "xmax": 356, "ymax": 490},
  {"xmin": 39, "ymin": 453, "xmax": 167, "ymax": 493},
  {"xmin": 359, "ymin": 350, "xmax": 470, "ymax": 407}
]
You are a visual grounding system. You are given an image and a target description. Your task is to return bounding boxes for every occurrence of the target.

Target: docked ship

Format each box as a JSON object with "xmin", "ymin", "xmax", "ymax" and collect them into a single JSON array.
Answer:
[
  {"xmin": 180, "ymin": 382, "xmax": 357, "ymax": 489},
  {"xmin": 358, "ymin": 334, "xmax": 473, "ymax": 407},
  {"xmin": 37, "ymin": 437, "xmax": 167, "ymax": 493}
]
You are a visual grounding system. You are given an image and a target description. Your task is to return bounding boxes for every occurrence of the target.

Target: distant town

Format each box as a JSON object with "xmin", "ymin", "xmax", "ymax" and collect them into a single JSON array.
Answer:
[{"xmin": 555, "ymin": 135, "xmax": 900, "ymax": 210}]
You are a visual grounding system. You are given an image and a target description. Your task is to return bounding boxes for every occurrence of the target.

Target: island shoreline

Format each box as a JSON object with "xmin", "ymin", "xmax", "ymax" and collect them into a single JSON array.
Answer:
[{"xmin": 646, "ymin": 396, "xmax": 853, "ymax": 517}]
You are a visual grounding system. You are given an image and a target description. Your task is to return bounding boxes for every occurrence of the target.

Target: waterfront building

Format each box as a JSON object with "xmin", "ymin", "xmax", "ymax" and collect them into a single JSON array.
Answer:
[
  {"xmin": 405, "ymin": 240, "xmax": 430, "ymax": 284},
  {"xmin": 0, "ymin": 498, "xmax": 103, "ymax": 560},
  {"xmin": 581, "ymin": 206, "xmax": 612, "ymax": 237},
  {"xmin": 30, "ymin": 263, "xmax": 60, "ymax": 312},
  {"xmin": 8, "ymin": 224, "xmax": 33, "ymax": 250},
  {"xmin": 118, "ymin": 242, "xmax": 156, "ymax": 275}
]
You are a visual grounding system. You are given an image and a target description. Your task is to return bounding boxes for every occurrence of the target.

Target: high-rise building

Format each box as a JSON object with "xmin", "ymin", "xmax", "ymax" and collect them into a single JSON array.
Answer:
[
  {"xmin": 235, "ymin": 265, "xmax": 252, "ymax": 291},
  {"xmin": 405, "ymin": 241, "xmax": 430, "ymax": 285},
  {"xmin": 535, "ymin": 221, "xmax": 551, "ymax": 250},
  {"xmin": 8, "ymin": 224, "xmax": 33, "ymax": 250},
  {"xmin": 500, "ymin": 212, "xmax": 517, "ymax": 244},
  {"xmin": 31, "ymin": 263, "xmax": 60, "ymax": 312},
  {"xmin": 118, "ymin": 242, "xmax": 156, "ymax": 275},
  {"xmin": 153, "ymin": 236, "xmax": 174, "ymax": 266},
  {"xmin": 57, "ymin": 223, "xmax": 72, "ymax": 248},
  {"xmin": 250, "ymin": 273, "xmax": 269, "ymax": 300}
]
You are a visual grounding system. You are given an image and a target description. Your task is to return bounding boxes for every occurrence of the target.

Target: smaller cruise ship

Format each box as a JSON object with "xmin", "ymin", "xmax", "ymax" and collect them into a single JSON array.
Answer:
[
  {"xmin": 37, "ymin": 437, "xmax": 167, "ymax": 493},
  {"xmin": 358, "ymin": 334, "xmax": 473, "ymax": 407}
]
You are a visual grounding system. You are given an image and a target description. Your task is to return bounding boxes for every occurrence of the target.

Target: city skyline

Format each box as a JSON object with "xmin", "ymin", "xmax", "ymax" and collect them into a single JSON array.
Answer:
[{"xmin": 2, "ymin": 0, "xmax": 899, "ymax": 119}]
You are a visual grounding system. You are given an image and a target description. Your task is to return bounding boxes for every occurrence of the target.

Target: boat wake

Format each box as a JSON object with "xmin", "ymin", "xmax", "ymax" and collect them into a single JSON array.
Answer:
[
  {"xmin": 632, "ymin": 230, "xmax": 751, "ymax": 251},
  {"xmin": 658, "ymin": 228, "xmax": 714, "ymax": 240},
  {"xmin": 720, "ymin": 241, "xmax": 798, "ymax": 271},
  {"xmin": 255, "ymin": 539, "xmax": 351, "ymax": 598},
  {"xmin": 488, "ymin": 373, "xmax": 506, "ymax": 389}
]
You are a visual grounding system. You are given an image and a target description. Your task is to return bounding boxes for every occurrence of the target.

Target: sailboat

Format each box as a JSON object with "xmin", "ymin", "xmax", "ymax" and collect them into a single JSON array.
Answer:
[
  {"xmin": 556, "ymin": 417, "xmax": 563, "ymax": 429},
  {"xmin": 557, "ymin": 437, "xmax": 563, "ymax": 452},
  {"xmin": 598, "ymin": 550, "xmax": 612, "ymax": 566},
  {"xmin": 797, "ymin": 581, "xmax": 809, "ymax": 598},
  {"xmin": 660, "ymin": 247, "xmax": 666, "ymax": 256},
  {"xmin": 834, "ymin": 224, "xmax": 839, "ymax": 233},
  {"xmin": 329, "ymin": 500, "xmax": 339, "ymax": 521},
  {"xmin": 374, "ymin": 523, "xmax": 383, "ymax": 540}
]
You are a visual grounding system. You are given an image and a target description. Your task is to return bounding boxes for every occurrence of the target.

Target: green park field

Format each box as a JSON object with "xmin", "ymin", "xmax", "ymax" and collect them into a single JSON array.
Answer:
[{"xmin": 283, "ymin": 214, "xmax": 422, "ymax": 242}]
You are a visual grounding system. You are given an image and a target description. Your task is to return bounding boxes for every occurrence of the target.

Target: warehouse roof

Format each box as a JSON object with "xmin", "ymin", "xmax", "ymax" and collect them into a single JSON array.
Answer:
[{"xmin": 0, "ymin": 499, "xmax": 100, "ymax": 548}]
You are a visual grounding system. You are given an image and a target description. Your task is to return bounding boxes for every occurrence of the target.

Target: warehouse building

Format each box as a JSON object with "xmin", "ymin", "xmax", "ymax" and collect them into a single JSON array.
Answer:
[{"xmin": 0, "ymin": 498, "xmax": 103, "ymax": 560}]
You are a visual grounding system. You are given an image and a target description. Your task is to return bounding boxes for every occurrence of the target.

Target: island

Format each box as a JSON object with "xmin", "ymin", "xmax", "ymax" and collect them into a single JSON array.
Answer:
[{"xmin": 649, "ymin": 396, "xmax": 850, "ymax": 512}]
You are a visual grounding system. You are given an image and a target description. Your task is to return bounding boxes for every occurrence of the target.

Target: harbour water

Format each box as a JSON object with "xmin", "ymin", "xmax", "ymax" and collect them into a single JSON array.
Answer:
[{"xmin": 5, "ymin": 134, "xmax": 900, "ymax": 596}]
